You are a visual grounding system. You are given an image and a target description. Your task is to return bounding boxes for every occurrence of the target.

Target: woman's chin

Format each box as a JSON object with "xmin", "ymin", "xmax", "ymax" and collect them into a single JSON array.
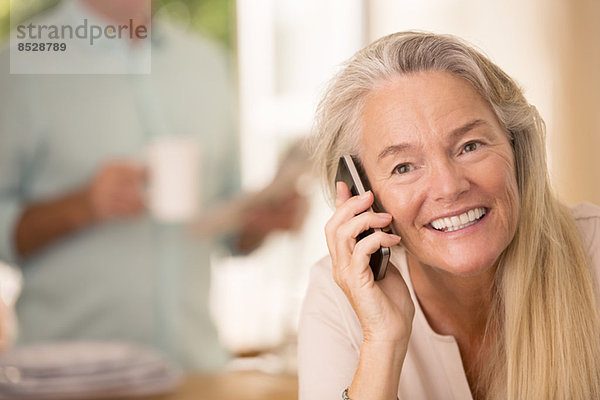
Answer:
[
  {"xmin": 409, "ymin": 248, "xmax": 499, "ymax": 277},
  {"xmin": 435, "ymin": 251, "xmax": 501, "ymax": 276}
]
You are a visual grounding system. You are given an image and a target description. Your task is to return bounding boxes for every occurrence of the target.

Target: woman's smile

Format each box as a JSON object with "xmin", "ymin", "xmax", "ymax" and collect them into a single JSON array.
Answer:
[{"xmin": 427, "ymin": 206, "xmax": 488, "ymax": 233}]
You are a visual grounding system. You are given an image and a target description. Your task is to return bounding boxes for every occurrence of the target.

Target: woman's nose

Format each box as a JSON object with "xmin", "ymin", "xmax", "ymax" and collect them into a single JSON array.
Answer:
[{"xmin": 428, "ymin": 159, "xmax": 470, "ymax": 202}]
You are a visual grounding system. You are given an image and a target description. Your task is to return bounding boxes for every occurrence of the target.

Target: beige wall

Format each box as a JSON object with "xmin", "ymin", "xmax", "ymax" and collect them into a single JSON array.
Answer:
[{"xmin": 553, "ymin": 0, "xmax": 600, "ymax": 205}]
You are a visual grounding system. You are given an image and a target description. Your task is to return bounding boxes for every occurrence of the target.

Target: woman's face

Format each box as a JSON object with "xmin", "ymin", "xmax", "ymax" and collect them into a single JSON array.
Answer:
[{"xmin": 359, "ymin": 70, "xmax": 519, "ymax": 276}]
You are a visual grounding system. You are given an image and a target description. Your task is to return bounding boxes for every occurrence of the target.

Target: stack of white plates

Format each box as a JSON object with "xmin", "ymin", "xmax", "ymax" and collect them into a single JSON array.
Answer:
[{"xmin": 0, "ymin": 341, "xmax": 181, "ymax": 399}]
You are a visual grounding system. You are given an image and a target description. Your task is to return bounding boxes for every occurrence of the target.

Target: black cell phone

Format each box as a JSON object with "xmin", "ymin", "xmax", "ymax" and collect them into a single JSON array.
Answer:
[{"xmin": 335, "ymin": 155, "xmax": 390, "ymax": 280}]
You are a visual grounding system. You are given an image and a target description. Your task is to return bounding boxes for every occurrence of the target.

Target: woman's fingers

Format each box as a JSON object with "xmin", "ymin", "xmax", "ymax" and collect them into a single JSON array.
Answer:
[
  {"xmin": 337, "ymin": 212, "xmax": 392, "ymax": 247},
  {"xmin": 343, "ymin": 231, "xmax": 401, "ymax": 283},
  {"xmin": 334, "ymin": 211, "xmax": 392, "ymax": 267},
  {"xmin": 335, "ymin": 181, "xmax": 352, "ymax": 207},
  {"xmin": 333, "ymin": 229, "xmax": 400, "ymax": 286},
  {"xmin": 353, "ymin": 231, "xmax": 401, "ymax": 266},
  {"xmin": 325, "ymin": 184, "xmax": 376, "ymax": 258},
  {"xmin": 326, "ymin": 209, "xmax": 389, "ymax": 269},
  {"xmin": 326, "ymin": 180, "xmax": 401, "ymax": 291}
]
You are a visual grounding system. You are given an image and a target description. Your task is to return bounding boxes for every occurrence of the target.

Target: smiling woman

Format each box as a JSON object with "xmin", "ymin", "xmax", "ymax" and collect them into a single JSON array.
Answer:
[{"xmin": 299, "ymin": 32, "xmax": 600, "ymax": 400}]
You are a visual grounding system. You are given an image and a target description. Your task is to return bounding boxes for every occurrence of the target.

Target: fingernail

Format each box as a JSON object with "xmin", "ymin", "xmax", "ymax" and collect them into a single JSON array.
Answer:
[
  {"xmin": 359, "ymin": 191, "xmax": 371, "ymax": 200},
  {"xmin": 390, "ymin": 234, "xmax": 401, "ymax": 240}
]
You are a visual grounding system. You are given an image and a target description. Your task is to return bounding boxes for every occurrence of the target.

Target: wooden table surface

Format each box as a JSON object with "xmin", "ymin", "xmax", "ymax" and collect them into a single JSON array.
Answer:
[{"xmin": 142, "ymin": 371, "xmax": 298, "ymax": 400}]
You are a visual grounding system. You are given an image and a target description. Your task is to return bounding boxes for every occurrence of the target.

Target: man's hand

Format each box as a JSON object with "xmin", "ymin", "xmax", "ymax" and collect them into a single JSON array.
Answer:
[
  {"xmin": 87, "ymin": 161, "xmax": 147, "ymax": 222},
  {"xmin": 235, "ymin": 188, "xmax": 309, "ymax": 253},
  {"xmin": 15, "ymin": 160, "xmax": 147, "ymax": 258},
  {"xmin": 243, "ymin": 190, "xmax": 308, "ymax": 233}
]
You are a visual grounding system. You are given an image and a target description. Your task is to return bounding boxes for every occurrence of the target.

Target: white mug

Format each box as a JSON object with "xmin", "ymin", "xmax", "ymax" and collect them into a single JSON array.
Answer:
[{"xmin": 146, "ymin": 136, "xmax": 202, "ymax": 223}]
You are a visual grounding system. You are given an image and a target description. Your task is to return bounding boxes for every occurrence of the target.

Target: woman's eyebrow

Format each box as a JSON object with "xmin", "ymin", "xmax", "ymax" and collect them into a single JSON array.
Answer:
[
  {"xmin": 377, "ymin": 143, "xmax": 413, "ymax": 161},
  {"xmin": 448, "ymin": 119, "xmax": 488, "ymax": 142},
  {"xmin": 377, "ymin": 119, "xmax": 488, "ymax": 161}
]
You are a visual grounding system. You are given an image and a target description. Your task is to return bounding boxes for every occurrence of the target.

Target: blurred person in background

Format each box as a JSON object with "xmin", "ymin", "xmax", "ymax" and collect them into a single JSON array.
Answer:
[
  {"xmin": 0, "ymin": 0, "xmax": 306, "ymax": 370},
  {"xmin": 299, "ymin": 32, "xmax": 600, "ymax": 399}
]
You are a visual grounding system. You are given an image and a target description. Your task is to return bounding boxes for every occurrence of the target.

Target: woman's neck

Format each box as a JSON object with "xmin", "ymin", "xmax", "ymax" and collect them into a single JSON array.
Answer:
[
  {"xmin": 407, "ymin": 252, "xmax": 498, "ymax": 398},
  {"xmin": 406, "ymin": 252, "xmax": 496, "ymax": 339}
]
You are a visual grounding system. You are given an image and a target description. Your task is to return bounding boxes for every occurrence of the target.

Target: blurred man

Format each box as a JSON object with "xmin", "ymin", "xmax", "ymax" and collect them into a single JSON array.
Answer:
[{"xmin": 0, "ymin": 0, "xmax": 305, "ymax": 370}]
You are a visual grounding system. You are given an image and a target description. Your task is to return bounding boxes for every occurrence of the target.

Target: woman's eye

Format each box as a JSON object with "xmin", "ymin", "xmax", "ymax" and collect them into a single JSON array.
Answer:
[
  {"xmin": 393, "ymin": 163, "xmax": 413, "ymax": 175},
  {"xmin": 461, "ymin": 141, "xmax": 481, "ymax": 154}
]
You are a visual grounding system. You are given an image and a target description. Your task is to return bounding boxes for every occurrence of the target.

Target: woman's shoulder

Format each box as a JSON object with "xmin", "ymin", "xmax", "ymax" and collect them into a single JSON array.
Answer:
[
  {"xmin": 311, "ymin": 255, "xmax": 334, "ymax": 275},
  {"xmin": 304, "ymin": 256, "xmax": 344, "ymax": 308},
  {"xmin": 571, "ymin": 202, "xmax": 600, "ymax": 243},
  {"xmin": 571, "ymin": 202, "xmax": 600, "ymax": 221},
  {"xmin": 301, "ymin": 255, "xmax": 363, "ymax": 344},
  {"xmin": 570, "ymin": 202, "xmax": 600, "ymax": 275},
  {"xmin": 305, "ymin": 255, "xmax": 337, "ymax": 295},
  {"xmin": 305, "ymin": 256, "xmax": 353, "ymax": 311}
]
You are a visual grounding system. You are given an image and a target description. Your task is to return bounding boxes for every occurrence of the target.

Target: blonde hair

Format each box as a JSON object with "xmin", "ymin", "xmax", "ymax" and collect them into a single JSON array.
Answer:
[{"xmin": 311, "ymin": 31, "xmax": 600, "ymax": 399}]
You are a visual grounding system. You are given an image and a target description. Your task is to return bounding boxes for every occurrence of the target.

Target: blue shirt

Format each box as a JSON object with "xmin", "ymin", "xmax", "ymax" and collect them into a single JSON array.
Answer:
[{"xmin": 0, "ymin": 1, "xmax": 239, "ymax": 370}]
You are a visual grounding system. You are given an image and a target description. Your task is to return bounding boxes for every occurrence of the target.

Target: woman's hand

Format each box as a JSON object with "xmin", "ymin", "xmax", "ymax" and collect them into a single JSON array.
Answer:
[{"xmin": 325, "ymin": 181, "xmax": 415, "ymax": 345}]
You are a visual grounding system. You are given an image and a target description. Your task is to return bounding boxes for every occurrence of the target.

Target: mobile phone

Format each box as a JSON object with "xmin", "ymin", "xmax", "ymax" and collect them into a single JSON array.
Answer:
[{"xmin": 335, "ymin": 155, "xmax": 390, "ymax": 280}]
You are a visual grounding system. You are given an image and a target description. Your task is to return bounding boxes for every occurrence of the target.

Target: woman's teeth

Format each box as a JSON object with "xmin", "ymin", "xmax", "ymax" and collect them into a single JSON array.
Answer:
[{"xmin": 430, "ymin": 208, "xmax": 487, "ymax": 232}]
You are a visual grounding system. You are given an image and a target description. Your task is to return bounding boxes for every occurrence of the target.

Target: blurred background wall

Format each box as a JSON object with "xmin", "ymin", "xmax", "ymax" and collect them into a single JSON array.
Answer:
[
  {"xmin": 553, "ymin": 0, "xmax": 600, "ymax": 205},
  {"xmin": 1, "ymin": 0, "xmax": 598, "ymax": 365}
]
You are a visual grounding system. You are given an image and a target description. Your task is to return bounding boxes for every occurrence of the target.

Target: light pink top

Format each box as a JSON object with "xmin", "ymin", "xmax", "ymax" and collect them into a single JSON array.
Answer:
[{"xmin": 298, "ymin": 203, "xmax": 600, "ymax": 399}]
